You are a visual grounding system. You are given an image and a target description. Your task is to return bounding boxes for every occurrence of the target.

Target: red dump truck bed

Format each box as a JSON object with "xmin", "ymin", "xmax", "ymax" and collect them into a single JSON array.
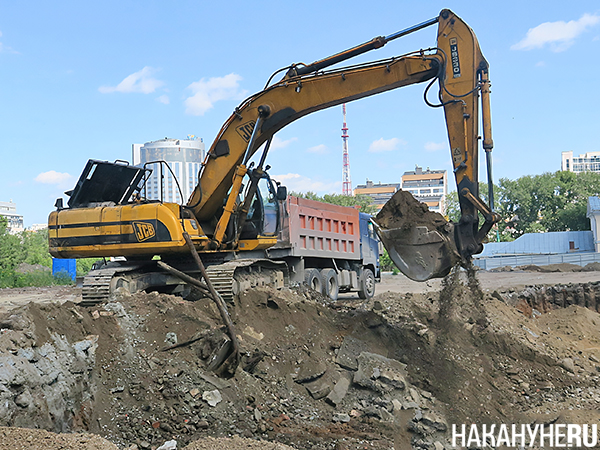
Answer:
[{"xmin": 274, "ymin": 196, "xmax": 361, "ymax": 260}]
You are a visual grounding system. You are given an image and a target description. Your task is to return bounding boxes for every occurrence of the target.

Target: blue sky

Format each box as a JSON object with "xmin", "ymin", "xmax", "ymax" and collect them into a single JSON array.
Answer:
[{"xmin": 1, "ymin": 1, "xmax": 600, "ymax": 227}]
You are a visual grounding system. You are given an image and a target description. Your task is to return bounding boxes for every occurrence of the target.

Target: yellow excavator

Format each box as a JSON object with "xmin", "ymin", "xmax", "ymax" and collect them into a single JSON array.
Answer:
[{"xmin": 49, "ymin": 9, "xmax": 500, "ymax": 306}]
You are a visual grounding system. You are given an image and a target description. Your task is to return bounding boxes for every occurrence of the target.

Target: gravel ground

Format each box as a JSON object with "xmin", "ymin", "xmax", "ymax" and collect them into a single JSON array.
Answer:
[{"xmin": 0, "ymin": 427, "xmax": 119, "ymax": 450}]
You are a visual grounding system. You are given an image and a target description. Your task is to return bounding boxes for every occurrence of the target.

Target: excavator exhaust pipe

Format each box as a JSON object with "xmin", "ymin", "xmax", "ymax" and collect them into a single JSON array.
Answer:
[{"xmin": 373, "ymin": 190, "xmax": 461, "ymax": 281}]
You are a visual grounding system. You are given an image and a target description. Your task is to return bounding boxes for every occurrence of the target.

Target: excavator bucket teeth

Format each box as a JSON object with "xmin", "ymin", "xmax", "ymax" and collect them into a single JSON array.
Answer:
[{"xmin": 373, "ymin": 190, "xmax": 461, "ymax": 281}]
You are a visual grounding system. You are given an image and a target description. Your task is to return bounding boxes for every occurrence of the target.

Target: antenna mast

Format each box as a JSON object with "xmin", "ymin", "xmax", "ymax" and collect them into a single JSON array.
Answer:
[{"xmin": 341, "ymin": 104, "xmax": 352, "ymax": 196}]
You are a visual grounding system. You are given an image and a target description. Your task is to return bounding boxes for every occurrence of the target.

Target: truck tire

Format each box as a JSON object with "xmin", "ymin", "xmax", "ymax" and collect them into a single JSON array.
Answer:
[
  {"xmin": 358, "ymin": 268, "xmax": 375, "ymax": 299},
  {"xmin": 320, "ymin": 269, "xmax": 339, "ymax": 301},
  {"xmin": 304, "ymin": 268, "xmax": 324, "ymax": 294}
]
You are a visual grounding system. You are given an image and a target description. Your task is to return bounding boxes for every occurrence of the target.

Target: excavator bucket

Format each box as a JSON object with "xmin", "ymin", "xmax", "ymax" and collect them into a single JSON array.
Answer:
[{"xmin": 373, "ymin": 190, "xmax": 461, "ymax": 281}]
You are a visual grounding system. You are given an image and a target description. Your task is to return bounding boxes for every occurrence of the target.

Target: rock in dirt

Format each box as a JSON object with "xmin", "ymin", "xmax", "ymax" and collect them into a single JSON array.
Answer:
[
  {"xmin": 335, "ymin": 336, "xmax": 369, "ymax": 370},
  {"xmin": 559, "ymin": 357, "xmax": 576, "ymax": 373},
  {"xmin": 295, "ymin": 359, "xmax": 327, "ymax": 383},
  {"xmin": 332, "ymin": 412, "xmax": 351, "ymax": 423},
  {"xmin": 353, "ymin": 352, "xmax": 407, "ymax": 393},
  {"xmin": 305, "ymin": 378, "xmax": 333, "ymax": 400},
  {"xmin": 157, "ymin": 440, "xmax": 177, "ymax": 450},
  {"xmin": 325, "ymin": 374, "xmax": 351, "ymax": 406},
  {"xmin": 202, "ymin": 389, "xmax": 222, "ymax": 407},
  {"xmin": 0, "ymin": 328, "xmax": 97, "ymax": 431},
  {"xmin": 420, "ymin": 412, "xmax": 448, "ymax": 432}
]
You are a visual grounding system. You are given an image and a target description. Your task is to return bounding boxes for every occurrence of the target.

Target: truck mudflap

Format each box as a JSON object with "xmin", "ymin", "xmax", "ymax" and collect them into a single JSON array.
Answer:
[{"xmin": 373, "ymin": 190, "xmax": 460, "ymax": 281}]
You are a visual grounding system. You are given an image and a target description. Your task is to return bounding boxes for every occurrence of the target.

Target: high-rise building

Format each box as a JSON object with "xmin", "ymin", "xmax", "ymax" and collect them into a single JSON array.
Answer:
[
  {"xmin": 0, "ymin": 201, "xmax": 24, "ymax": 234},
  {"xmin": 401, "ymin": 166, "xmax": 447, "ymax": 214},
  {"xmin": 133, "ymin": 137, "xmax": 205, "ymax": 204},
  {"xmin": 561, "ymin": 151, "xmax": 600, "ymax": 173}
]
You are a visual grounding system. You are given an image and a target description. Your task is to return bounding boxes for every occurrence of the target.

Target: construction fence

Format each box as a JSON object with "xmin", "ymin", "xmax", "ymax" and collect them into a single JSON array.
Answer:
[{"xmin": 473, "ymin": 252, "xmax": 600, "ymax": 271}]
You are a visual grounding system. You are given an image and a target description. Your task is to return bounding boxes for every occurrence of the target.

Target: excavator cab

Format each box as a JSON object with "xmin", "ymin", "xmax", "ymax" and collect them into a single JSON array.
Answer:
[{"xmin": 239, "ymin": 172, "xmax": 286, "ymax": 240}]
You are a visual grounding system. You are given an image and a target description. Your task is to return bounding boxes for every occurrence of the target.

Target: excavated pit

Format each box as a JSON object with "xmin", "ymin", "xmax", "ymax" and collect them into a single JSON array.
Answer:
[{"xmin": 1, "ymin": 269, "xmax": 600, "ymax": 449}]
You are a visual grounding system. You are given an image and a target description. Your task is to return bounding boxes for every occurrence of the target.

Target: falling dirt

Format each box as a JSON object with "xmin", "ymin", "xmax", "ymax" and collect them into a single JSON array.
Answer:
[{"xmin": 1, "ymin": 267, "xmax": 600, "ymax": 449}]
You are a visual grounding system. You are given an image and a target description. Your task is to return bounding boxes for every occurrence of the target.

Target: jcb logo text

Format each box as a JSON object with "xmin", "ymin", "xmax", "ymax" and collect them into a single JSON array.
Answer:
[
  {"xmin": 133, "ymin": 222, "xmax": 156, "ymax": 242},
  {"xmin": 236, "ymin": 121, "xmax": 256, "ymax": 142}
]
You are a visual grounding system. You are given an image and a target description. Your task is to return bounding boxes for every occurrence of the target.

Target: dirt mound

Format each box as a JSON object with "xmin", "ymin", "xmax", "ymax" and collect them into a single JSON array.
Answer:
[
  {"xmin": 2, "ymin": 287, "xmax": 440, "ymax": 449},
  {"xmin": 487, "ymin": 265, "xmax": 515, "ymax": 272},
  {"xmin": 1, "ymin": 272, "xmax": 600, "ymax": 449},
  {"xmin": 517, "ymin": 263, "xmax": 583, "ymax": 272},
  {"xmin": 582, "ymin": 262, "xmax": 600, "ymax": 272}
]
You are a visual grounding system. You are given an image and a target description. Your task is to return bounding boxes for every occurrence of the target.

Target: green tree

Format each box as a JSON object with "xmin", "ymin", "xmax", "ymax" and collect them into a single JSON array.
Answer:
[
  {"xmin": 0, "ymin": 217, "xmax": 23, "ymax": 271},
  {"xmin": 444, "ymin": 190, "xmax": 460, "ymax": 222},
  {"xmin": 291, "ymin": 191, "xmax": 378, "ymax": 214},
  {"xmin": 497, "ymin": 171, "xmax": 600, "ymax": 239},
  {"xmin": 0, "ymin": 220, "xmax": 74, "ymax": 288},
  {"xmin": 445, "ymin": 171, "xmax": 600, "ymax": 241},
  {"xmin": 22, "ymin": 228, "xmax": 52, "ymax": 267}
]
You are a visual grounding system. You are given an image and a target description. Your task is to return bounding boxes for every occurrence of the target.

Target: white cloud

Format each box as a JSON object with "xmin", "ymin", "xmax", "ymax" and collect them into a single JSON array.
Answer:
[
  {"xmin": 512, "ymin": 13, "xmax": 600, "ymax": 52},
  {"xmin": 424, "ymin": 141, "xmax": 446, "ymax": 152},
  {"xmin": 368, "ymin": 137, "xmax": 405, "ymax": 153},
  {"xmin": 271, "ymin": 173, "xmax": 340, "ymax": 195},
  {"xmin": 307, "ymin": 144, "xmax": 328, "ymax": 154},
  {"xmin": 270, "ymin": 136, "xmax": 297, "ymax": 150},
  {"xmin": 99, "ymin": 66, "xmax": 164, "ymax": 94},
  {"xmin": 184, "ymin": 73, "xmax": 247, "ymax": 116},
  {"xmin": 157, "ymin": 94, "xmax": 170, "ymax": 104},
  {"xmin": 35, "ymin": 171, "xmax": 73, "ymax": 186}
]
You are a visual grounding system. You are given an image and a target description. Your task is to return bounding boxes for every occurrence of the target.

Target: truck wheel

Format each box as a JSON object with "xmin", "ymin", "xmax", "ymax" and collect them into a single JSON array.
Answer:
[
  {"xmin": 358, "ymin": 268, "xmax": 375, "ymax": 299},
  {"xmin": 304, "ymin": 268, "xmax": 324, "ymax": 294},
  {"xmin": 320, "ymin": 269, "xmax": 339, "ymax": 301}
]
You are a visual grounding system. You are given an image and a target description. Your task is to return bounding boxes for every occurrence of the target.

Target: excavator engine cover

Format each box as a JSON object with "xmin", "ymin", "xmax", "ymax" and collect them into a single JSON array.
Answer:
[{"xmin": 373, "ymin": 190, "xmax": 460, "ymax": 281}]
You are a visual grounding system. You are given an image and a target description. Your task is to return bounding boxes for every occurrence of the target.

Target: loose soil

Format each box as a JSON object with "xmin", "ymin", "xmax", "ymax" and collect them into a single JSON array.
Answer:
[{"xmin": 1, "ymin": 266, "xmax": 600, "ymax": 449}]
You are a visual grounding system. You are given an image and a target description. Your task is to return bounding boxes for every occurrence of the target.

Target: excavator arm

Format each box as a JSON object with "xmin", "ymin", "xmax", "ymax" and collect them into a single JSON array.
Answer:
[
  {"xmin": 187, "ymin": 9, "xmax": 499, "ymax": 279},
  {"xmin": 437, "ymin": 10, "xmax": 500, "ymax": 260}
]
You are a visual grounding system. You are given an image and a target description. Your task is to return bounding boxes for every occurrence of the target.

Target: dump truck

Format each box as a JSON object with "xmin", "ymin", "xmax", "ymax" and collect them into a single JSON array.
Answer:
[{"xmin": 268, "ymin": 195, "xmax": 380, "ymax": 301}]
